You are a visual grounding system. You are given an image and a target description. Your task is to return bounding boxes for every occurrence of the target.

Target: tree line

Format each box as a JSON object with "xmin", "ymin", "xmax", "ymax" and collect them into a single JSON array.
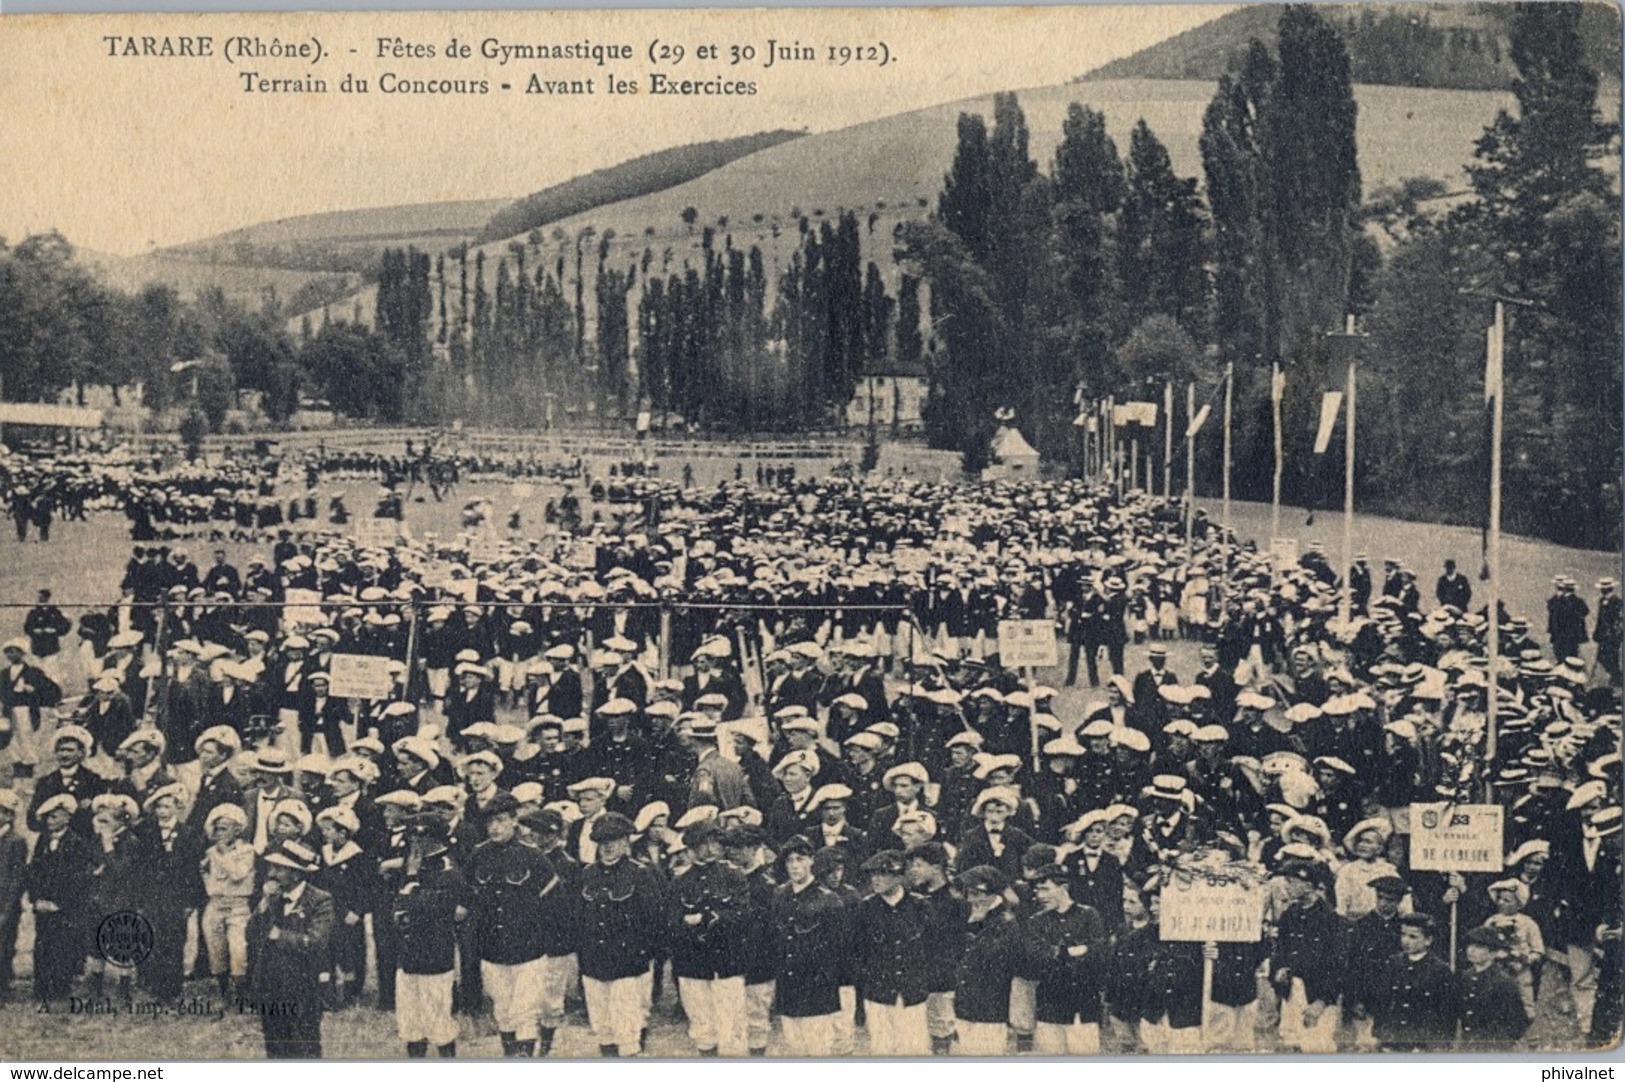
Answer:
[{"xmin": 910, "ymin": 2, "xmax": 1619, "ymax": 549}]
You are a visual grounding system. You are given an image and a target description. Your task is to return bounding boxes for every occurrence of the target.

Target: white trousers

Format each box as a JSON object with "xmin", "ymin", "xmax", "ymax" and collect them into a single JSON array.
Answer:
[
  {"xmin": 396, "ymin": 969, "xmax": 459, "ymax": 1045},
  {"xmin": 955, "ymin": 1020, "xmax": 1010, "ymax": 1056},
  {"xmin": 538, "ymin": 953, "xmax": 574, "ymax": 1029},
  {"xmin": 832, "ymin": 986, "xmax": 857, "ymax": 1055},
  {"xmin": 1035, "ymin": 1019, "xmax": 1100, "ymax": 1055},
  {"xmin": 482, "ymin": 958, "xmax": 544, "ymax": 1040},
  {"xmin": 584, "ymin": 969, "xmax": 652, "ymax": 1054},
  {"xmin": 1205, "ymin": 1001, "xmax": 1259, "ymax": 1052},
  {"xmin": 678, "ymin": 975, "xmax": 748, "ymax": 1055},
  {"xmin": 779, "ymin": 1012, "xmax": 837, "ymax": 1057},
  {"xmin": 864, "ymin": 998, "xmax": 929, "ymax": 1056},
  {"xmin": 1278, "ymin": 978, "xmax": 1340, "ymax": 1053},
  {"xmin": 1009, "ymin": 976, "xmax": 1037, "ymax": 1034},
  {"xmin": 747, "ymin": 980, "xmax": 776, "ymax": 1050},
  {"xmin": 1141, "ymin": 1016, "xmax": 1200, "ymax": 1055},
  {"xmin": 926, "ymin": 990, "xmax": 957, "ymax": 1039}
]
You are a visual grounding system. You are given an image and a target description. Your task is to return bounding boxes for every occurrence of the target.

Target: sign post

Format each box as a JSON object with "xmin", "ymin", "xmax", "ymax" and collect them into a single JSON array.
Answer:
[
  {"xmin": 326, "ymin": 653, "xmax": 396, "ymax": 701},
  {"xmin": 1159, "ymin": 872, "xmax": 1266, "ymax": 1048},
  {"xmin": 1410, "ymin": 802, "xmax": 1504, "ymax": 971}
]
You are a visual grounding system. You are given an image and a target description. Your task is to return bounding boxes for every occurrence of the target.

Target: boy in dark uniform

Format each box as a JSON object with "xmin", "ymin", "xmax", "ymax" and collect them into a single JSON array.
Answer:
[{"xmin": 391, "ymin": 814, "xmax": 469, "ymax": 1057}]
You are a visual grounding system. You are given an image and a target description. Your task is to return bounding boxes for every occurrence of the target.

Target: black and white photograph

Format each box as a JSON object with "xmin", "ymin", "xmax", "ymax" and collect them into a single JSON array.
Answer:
[{"xmin": 0, "ymin": 2, "xmax": 1620, "ymax": 1060}]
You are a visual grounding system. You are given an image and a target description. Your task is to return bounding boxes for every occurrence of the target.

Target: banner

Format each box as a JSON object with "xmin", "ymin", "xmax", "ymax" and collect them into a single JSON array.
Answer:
[
  {"xmin": 325, "ymin": 653, "xmax": 395, "ymax": 700},
  {"xmin": 1409, "ymin": 803, "xmax": 1504, "ymax": 872},
  {"xmin": 1185, "ymin": 403, "xmax": 1211, "ymax": 439},
  {"xmin": 1159, "ymin": 877, "xmax": 1266, "ymax": 943},
  {"xmin": 1112, "ymin": 401, "xmax": 1158, "ymax": 427},
  {"xmin": 997, "ymin": 619, "xmax": 1058, "ymax": 668},
  {"xmin": 1313, "ymin": 391, "xmax": 1344, "ymax": 454}
]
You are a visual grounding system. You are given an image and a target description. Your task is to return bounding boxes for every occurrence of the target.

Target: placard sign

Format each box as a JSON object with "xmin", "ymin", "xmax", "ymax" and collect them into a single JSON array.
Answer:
[
  {"xmin": 1159, "ymin": 878, "xmax": 1266, "ymax": 943},
  {"xmin": 997, "ymin": 620, "xmax": 1058, "ymax": 668},
  {"xmin": 892, "ymin": 547, "xmax": 931, "ymax": 573},
  {"xmin": 353, "ymin": 517, "xmax": 400, "ymax": 547},
  {"xmin": 326, "ymin": 653, "xmax": 395, "ymax": 700},
  {"xmin": 1409, "ymin": 803, "xmax": 1504, "ymax": 872},
  {"xmin": 282, "ymin": 588, "xmax": 325, "ymax": 628},
  {"xmin": 1269, "ymin": 537, "xmax": 1299, "ymax": 572}
]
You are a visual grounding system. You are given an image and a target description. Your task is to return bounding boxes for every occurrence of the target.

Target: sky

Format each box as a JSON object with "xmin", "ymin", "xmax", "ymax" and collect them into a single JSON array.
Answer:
[{"xmin": 0, "ymin": 6, "xmax": 1232, "ymax": 255}]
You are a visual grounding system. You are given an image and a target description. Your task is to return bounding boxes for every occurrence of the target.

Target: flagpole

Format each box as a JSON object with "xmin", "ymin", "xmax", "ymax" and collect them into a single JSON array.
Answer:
[
  {"xmin": 1487, "ymin": 302, "xmax": 1505, "ymax": 765},
  {"xmin": 1341, "ymin": 314, "xmax": 1357, "ymax": 626},
  {"xmin": 1186, "ymin": 381, "xmax": 1196, "ymax": 551},
  {"xmin": 1222, "ymin": 361, "xmax": 1234, "ymax": 536},
  {"xmin": 1271, "ymin": 362, "xmax": 1283, "ymax": 543},
  {"xmin": 1163, "ymin": 380, "xmax": 1173, "ymax": 501}
]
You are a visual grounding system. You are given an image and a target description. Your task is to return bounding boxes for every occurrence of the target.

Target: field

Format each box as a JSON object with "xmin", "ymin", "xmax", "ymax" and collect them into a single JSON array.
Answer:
[{"xmin": 0, "ymin": 459, "xmax": 1616, "ymax": 1058}]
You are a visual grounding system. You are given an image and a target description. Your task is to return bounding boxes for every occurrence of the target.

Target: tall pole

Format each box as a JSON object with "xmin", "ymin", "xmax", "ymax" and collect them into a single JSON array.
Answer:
[
  {"xmin": 1340, "ymin": 313, "xmax": 1357, "ymax": 626},
  {"xmin": 1222, "ymin": 361, "xmax": 1234, "ymax": 535},
  {"xmin": 1185, "ymin": 381, "xmax": 1196, "ymax": 551},
  {"xmin": 1105, "ymin": 396, "xmax": 1115, "ymax": 491},
  {"xmin": 1271, "ymin": 361, "xmax": 1284, "ymax": 543},
  {"xmin": 1163, "ymin": 380, "xmax": 1173, "ymax": 501},
  {"xmin": 1130, "ymin": 435, "xmax": 1139, "ymax": 492},
  {"xmin": 1486, "ymin": 302, "xmax": 1505, "ymax": 764}
]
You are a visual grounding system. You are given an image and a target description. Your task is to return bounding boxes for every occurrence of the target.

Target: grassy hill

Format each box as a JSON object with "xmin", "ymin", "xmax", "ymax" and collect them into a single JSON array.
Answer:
[
  {"xmin": 1081, "ymin": 2, "xmax": 1621, "ymax": 90},
  {"xmin": 311, "ymin": 79, "xmax": 1510, "ymax": 337},
  {"xmin": 475, "ymin": 129, "xmax": 807, "ymax": 246}
]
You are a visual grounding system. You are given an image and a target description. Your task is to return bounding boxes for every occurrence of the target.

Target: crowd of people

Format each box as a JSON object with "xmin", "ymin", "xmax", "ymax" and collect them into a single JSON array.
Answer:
[{"xmin": 0, "ymin": 458, "xmax": 1619, "ymax": 1058}]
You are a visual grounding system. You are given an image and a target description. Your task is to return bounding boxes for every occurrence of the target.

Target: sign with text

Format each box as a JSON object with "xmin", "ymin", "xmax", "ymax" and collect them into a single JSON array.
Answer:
[
  {"xmin": 282, "ymin": 588, "xmax": 325, "ymax": 628},
  {"xmin": 1409, "ymin": 803, "xmax": 1504, "ymax": 872},
  {"xmin": 997, "ymin": 619, "xmax": 1058, "ymax": 668},
  {"xmin": 353, "ymin": 516, "xmax": 401, "ymax": 548},
  {"xmin": 1269, "ymin": 537, "xmax": 1299, "ymax": 572},
  {"xmin": 325, "ymin": 652, "xmax": 395, "ymax": 700},
  {"xmin": 892, "ymin": 547, "xmax": 931, "ymax": 573},
  {"xmin": 1159, "ymin": 877, "xmax": 1266, "ymax": 943}
]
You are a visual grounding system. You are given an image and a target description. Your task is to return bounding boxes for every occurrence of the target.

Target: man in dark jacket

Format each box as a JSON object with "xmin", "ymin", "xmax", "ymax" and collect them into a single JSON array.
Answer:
[
  {"xmin": 246, "ymin": 840, "xmax": 335, "ymax": 1058},
  {"xmin": 1372, "ymin": 913, "xmax": 1458, "ymax": 1051},
  {"xmin": 1457, "ymin": 925, "xmax": 1531, "ymax": 1050},
  {"xmin": 467, "ymin": 791, "xmax": 559, "ymax": 1057},
  {"xmin": 1021, "ymin": 863, "xmax": 1108, "ymax": 1054},
  {"xmin": 1345, "ymin": 874, "xmax": 1409, "ymax": 1050},
  {"xmin": 951, "ymin": 865, "xmax": 1022, "ymax": 1055},
  {"xmin": 670, "ymin": 819, "xmax": 752, "ymax": 1056},
  {"xmin": 1271, "ymin": 860, "xmax": 1344, "ymax": 1053},
  {"xmin": 577, "ymin": 813, "xmax": 667, "ymax": 1056},
  {"xmin": 392, "ymin": 814, "xmax": 469, "ymax": 1057},
  {"xmin": 770, "ymin": 837, "xmax": 850, "ymax": 1056},
  {"xmin": 854, "ymin": 849, "xmax": 934, "ymax": 1055}
]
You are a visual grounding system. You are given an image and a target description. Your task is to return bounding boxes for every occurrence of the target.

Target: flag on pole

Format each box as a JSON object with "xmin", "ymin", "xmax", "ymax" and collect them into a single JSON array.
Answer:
[
  {"xmin": 1272, "ymin": 367, "xmax": 1286, "ymax": 404},
  {"xmin": 1313, "ymin": 391, "xmax": 1344, "ymax": 454},
  {"xmin": 1185, "ymin": 404, "xmax": 1211, "ymax": 439}
]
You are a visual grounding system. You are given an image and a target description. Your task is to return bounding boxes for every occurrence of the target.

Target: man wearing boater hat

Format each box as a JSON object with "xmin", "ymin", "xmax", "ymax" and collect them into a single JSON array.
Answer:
[{"xmin": 246, "ymin": 839, "xmax": 335, "ymax": 1058}]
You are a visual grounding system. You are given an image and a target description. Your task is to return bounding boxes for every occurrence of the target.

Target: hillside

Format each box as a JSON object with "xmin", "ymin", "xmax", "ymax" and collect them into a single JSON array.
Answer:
[
  {"xmin": 1081, "ymin": 2, "xmax": 1621, "ymax": 90},
  {"xmin": 303, "ymin": 78, "xmax": 1518, "ymax": 343},
  {"xmin": 475, "ymin": 129, "xmax": 807, "ymax": 246}
]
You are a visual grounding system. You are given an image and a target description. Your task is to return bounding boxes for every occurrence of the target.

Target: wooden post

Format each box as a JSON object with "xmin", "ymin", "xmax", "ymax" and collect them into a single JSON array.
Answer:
[
  {"xmin": 1271, "ymin": 362, "xmax": 1284, "ymax": 544},
  {"xmin": 1340, "ymin": 315, "xmax": 1357, "ymax": 626},
  {"xmin": 1185, "ymin": 382, "xmax": 1196, "ymax": 551},
  {"xmin": 400, "ymin": 602, "xmax": 420, "ymax": 702},
  {"xmin": 1201, "ymin": 943, "xmax": 1216, "ymax": 1047},
  {"xmin": 1222, "ymin": 362, "xmax": 1234, "ymax": 535},
  {"xmin": 1163, "ymin": 380, "xmax": 1173, "ymax": 501},
  {"xmin": 1486, "ymin": 302, "xmax": 1505, "ymax": 765}
]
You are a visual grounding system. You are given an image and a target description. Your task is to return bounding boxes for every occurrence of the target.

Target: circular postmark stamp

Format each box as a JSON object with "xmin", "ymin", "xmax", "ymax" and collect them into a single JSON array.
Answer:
[{"xmin": 96, "ymin": 910, "xmax": 155, "ymax": 969}]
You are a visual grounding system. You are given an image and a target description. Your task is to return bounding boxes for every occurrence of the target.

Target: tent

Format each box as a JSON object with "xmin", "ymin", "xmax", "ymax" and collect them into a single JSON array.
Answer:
[{"xmin": 984, "ymin": 425, "xmax": 1040, "ymax": 479}]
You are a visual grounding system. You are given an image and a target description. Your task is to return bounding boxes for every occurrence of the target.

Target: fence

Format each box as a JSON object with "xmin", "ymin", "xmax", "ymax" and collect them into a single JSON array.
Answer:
[{"xmin": 0, "ymin": 597, "xmax": 930, "ymax": 719}]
